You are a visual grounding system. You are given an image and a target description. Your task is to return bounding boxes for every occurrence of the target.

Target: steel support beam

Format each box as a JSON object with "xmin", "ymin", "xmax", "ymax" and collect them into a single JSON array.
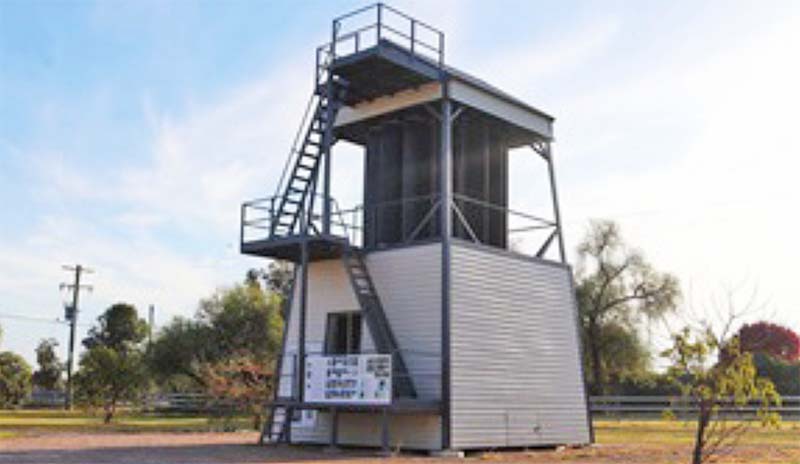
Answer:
[
  {"xmin": 439, "ymin": 81, "xmax": 453, "ymax": 450},
  {"xmin": 298, "ymin": 240, "xmax": 309, "ymax": 402},
  {"xmin": 544, "ymin": 142, "xmax": 566, "ymax": 262}
]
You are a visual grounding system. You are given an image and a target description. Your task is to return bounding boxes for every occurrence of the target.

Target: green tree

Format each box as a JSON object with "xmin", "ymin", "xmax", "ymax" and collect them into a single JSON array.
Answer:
[
  {"xmin": 83, "ymin": 303, "xmax": 148, "ymax": 353},
  {"xmin": 581, "ymin": 322, "xmax": 652, "ymax": 392},
  {"xmin": 32, "ymin": 338, "xmax": 63, "ymax": 390},
  {"xmin": 75, "ymin": 303, "xmax": 149, "ymax": 422},
  {"xmin": 0, "ymin": 351, "xmax": 32, "ymax": 408},
  {"xmin": 663, "ymin": 327, "xmax": 780, "ymax": 464},
  {"xmin": 147, "ymin": 317, "xmax": 214, "ymax": 390},
  {"xmin": 575, "ymin": 220, "xmax": 680, "ymax": 394},
  {"xmin": 74, "ymin": 346, "xmax": 147, "ymax": 423},
  {"xmin": 148, "ymin": 281, "xmax": 284, "ymax": 392},
  {"xmin": 197, "ymin": 283, "xmax": 283, "ymax": 362}
]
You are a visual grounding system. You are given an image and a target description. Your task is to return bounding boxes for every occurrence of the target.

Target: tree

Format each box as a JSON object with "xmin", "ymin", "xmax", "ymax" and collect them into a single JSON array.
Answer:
[
  {"xmin": 0, "ymin": 351, "xmax": 32, "ymax": 408},
  {"xmin": 74, "ymin": 346, "xmax": 147, "ymax": 423},
  {"xmin": 737, "ymin": 321, "xmax": 799, "ymax": 362},
  {"xmin": 202, "ymin": 351, "xmax": 273, "ymax": 430},
  {"xmin": 248, "ymin": 262, "xmax": 294, "ymax": 297},
  {"xmin": 197, "ymin": 283, "xmax": 283, "ymax": 362},
  {"xmin": 663, "ymin": 327, "xmax": 780, "ymax": 464},
  {"xmin": 752, "ymin": 352, "xmax": 800, "ymax": 395},
  {"xmin": 581, "ymin": 322, "xmax": 652, "ymax": 392},
  {"xmin": 32, "ymin": 338, "xmax": 63, "ymax": 390},
  {"xmin": 148, "ymin": 281, "xmax": 284, "ymax": 392},
  {"xmin": 147, "ymin": 317, "xmax": 214, "ymax": 390},
  {"xmin": 83, "ymin": 303, "xmax": 148, "ymax": 353},
  {"xmin": 75, "ymin": 303, "xmax": 149, "ymax": 422},
  {"xmin": 575, "ymin": 220, "xmax": 681, "ymax": 394}
]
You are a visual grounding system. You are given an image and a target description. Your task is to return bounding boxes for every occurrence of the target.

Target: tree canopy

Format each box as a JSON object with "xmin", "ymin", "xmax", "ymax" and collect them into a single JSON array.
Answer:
[
  {"xmin": 32, "ymin": 338, "xmax": 63, "ymax": 390},
  {"xmin": 148, "ymin": 278, "xmax": 284, "ymax": 393},
  {"xmin": 737, "ymin": 321, "xmax": 799, "ymax": 362},
  {"xmin": 75, "ymin": 303, "xmax": 148, "ymax": 422},
  {"xmin": 82, "ymin": 302, "xmax": 148, "ymax": 353},
  {"xmin": 575, "ymin": 220, "xmax": 681, "ymax": 394},
  {"xmin": 0, "ymin": 351, "xmax": 32, "ymax": 408}
]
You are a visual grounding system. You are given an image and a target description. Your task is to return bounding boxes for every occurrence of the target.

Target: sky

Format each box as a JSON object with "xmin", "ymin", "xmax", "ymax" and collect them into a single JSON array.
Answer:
[{"xmin": 1, "ymin": 0, "xmax": 799, "ymax": 366}]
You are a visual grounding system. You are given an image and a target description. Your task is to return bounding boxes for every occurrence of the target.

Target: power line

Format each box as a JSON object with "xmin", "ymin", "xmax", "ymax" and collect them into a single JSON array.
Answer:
[{"xmin": 0, "ymin": 312, "xmax": 90, "ymax": 327}]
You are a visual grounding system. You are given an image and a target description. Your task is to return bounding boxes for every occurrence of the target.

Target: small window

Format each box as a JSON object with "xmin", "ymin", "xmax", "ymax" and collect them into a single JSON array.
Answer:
[{"xmin": 324, "ymin": 311, "xmax": 362, "ymax": 355}]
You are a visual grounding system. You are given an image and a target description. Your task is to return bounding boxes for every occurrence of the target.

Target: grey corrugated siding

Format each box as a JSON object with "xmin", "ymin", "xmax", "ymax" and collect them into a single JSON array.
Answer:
[
  {"xmin": 450, "ymin": 242, "xmax": 591, "ymax": 449},
  {"xmin": 367, "ymin": 243, "xmax": 442, "ymax": 400},
  {"xmin": 280, "ymin": 243, "xmax": 442, "ymax": 450}
]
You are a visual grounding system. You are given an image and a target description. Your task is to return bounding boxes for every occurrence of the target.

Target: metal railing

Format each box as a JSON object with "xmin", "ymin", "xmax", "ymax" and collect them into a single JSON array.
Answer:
[
  {"xmin": 241, "ymin": 191, "xmax": 561, "ymax": 260},
  {"xmin": 590, "ymin": 395, "xmax": 800, "ymax": 419},
  {"xmin": 241, "ymin": 193, "xmax": 356, "ymax": 243},
  {"xmin": 316, "ymin": 3, "xmax": 445, "ymax": 86}
]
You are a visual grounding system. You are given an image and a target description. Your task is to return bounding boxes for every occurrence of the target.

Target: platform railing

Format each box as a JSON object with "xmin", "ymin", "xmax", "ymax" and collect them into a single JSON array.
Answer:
[
  {"xmin": 316, "ymin": 3, "xmax": 445, "ymax": 87},
  {"xmin": 242, "ymin": 191, "xmax": 560, "ymax": 260}
]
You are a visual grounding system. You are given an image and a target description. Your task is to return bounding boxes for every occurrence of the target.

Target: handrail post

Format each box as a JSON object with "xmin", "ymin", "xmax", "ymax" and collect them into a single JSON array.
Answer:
[
  {"xmin": 410, "ymin": 20, "xmax": 416, "ymax": 55},
  {"xmin": 439, "ymin": 32, "xmax": 444, "ymax": 66},
  {"xmin": 240, "ymin": 203, "xmax": 245, "ymax": 246},
  {"xmin": 376, "ymin": 3, "xmax": 383, "ymax": 42},
  {"xmin": 331, "ymin": 20, "xmax": 339, "ymax": 62}
]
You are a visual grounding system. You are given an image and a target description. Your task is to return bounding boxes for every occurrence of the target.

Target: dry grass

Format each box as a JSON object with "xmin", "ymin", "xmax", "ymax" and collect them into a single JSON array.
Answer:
[{"xmin": 1, "ymin": 413, "xmax": 798, "ymax": 463}]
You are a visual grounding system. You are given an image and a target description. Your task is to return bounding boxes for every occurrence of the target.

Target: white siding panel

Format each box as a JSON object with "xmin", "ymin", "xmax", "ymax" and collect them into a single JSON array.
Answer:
[
  {"xmin": 281, "ymin": 243, "xmax": 443, "ymax": 449},
  {"xmin": 450, "ymin": 242, "xmax": 590, "ymax": 449}
]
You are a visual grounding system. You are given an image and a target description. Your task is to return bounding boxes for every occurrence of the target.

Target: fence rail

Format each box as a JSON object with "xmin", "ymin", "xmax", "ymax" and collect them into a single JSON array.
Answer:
[{"xmin": 590, "ymin": 395, "xmax": 800, "ymax": 418}]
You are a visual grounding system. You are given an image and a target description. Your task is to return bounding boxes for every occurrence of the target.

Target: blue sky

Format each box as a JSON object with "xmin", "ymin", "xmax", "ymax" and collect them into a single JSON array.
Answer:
[{"xmin": 2, "ymin": 0, "xmax": 799, "ymax": 365}]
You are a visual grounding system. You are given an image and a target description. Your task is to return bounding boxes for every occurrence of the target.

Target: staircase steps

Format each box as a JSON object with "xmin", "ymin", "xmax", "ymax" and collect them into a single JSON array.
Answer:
[{"xmin": 341, "ymin": 244, "xmax": 417, "ymax": 398}]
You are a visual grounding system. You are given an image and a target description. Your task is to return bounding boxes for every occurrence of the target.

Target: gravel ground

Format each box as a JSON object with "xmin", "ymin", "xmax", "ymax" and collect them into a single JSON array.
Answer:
[
  {"xmin": 1, "ymin": 431, "xmax": 797, "ymax": 464},
  {"xmin": 0, "ymin": 432, "xmax": 360, "ymax": 464}
]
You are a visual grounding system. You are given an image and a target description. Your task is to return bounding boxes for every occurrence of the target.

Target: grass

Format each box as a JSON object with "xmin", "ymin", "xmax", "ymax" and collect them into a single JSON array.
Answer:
[
  {"xmin": 0, "ymin": 409, "xmax": 254, "ymax": 436},
  {"xmin": 595, "ymin": 419, "xmax": 800, "ymax": 446},
  {"xmin": 2, "ymin": 411, "xmax": 798, "ymax": 462}
]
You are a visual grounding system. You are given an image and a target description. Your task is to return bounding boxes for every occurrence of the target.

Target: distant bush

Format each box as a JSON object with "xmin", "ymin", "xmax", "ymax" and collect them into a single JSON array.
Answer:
[
  {"xmin": 754, "ymin": 352, "xmax": 800, "ymax": 395},
  {"xmin": 0, "ymin": 351, "xmax": 32, "ymax": 408},
  {"xmin": 604, "ymin": 372, "xmax": 682, "ymax": 396}
]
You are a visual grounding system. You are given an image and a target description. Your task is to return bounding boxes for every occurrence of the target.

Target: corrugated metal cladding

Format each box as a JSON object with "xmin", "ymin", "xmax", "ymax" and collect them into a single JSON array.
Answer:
[
  {"xmin": 362, "ymin": 114, "xmax": 509, "ymax": 249},
  {"xmin": 281, "ymin": 243, "xmax": 442, "ymax": 450},
  {"xmin": 450, "ymin": 241, "xmax": 591, "ymax": 449}
]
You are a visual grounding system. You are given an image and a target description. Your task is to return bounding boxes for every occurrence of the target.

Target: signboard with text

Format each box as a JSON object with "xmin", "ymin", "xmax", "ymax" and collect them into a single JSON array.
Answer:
[{"xmin": 305, "ymin": 354, "xmax": 392, "ymax": 405}]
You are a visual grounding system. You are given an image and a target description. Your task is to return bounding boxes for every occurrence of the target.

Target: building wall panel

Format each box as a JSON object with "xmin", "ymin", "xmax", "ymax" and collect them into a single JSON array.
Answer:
[
  {"xmin": 280, "ymin": 242, "xmax": 443, "ymax": 449},
  {"xmin": 450, "ymin": 241, "xmax": 591, "ymax": 448}
]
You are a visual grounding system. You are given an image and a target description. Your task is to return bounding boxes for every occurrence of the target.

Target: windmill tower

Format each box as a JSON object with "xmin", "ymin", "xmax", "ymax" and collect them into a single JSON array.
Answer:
[{"xmin": 241, "ymin": 4, "xmax": 592, "ymax": 452}]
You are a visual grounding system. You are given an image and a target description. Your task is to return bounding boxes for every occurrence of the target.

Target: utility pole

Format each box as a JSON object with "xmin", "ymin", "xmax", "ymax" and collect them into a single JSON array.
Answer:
[
  {"xmin": 147, "ymin": 304, "xmax": 155, "ymax": 348},
  {"xmin": 60, "ymin": 264, "xmax": 93, "ymax": 410}
]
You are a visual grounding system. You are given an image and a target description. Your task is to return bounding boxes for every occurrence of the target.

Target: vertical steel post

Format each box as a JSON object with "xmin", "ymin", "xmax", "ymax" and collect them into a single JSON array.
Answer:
[
  {"xmin": 545, "ymin": 142, "xmax": 566, "ymax": 262},
  {"xmin": 410, "ymin": 20, "xmax": 416, "ymax": 55},
  {"xmin": 322, "ymin": 135, "xmax": 332, "ymax": 235},
  {"xmin": 298, "ymin": 202, "xmax": 309, "ymax": 402},
  {"xmin": 381, "ymin": 407, "xmax": 390, "ymax": 453},
  {"xmin": 330, "ymin": 407, "xmax": 339, "ymax": 448},
  {"xmin": 439, "ymin": 80, "xmax": 453, "ymax": 450},
  {"xmin": 377, "ymin": 3, "xmax": 383, "ymax": 42}
]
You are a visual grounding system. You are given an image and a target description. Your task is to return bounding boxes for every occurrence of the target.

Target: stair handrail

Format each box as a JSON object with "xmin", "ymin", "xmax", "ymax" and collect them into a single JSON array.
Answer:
[{"xmin": 272, "ymin": 92, "xmax": 319, "ymax": 202}]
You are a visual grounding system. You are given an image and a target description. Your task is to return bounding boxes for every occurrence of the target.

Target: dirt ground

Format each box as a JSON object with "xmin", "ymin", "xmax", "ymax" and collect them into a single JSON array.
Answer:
[{"xmin": 1, "ymin": 431, "xmax": 798, "ymax": 464}]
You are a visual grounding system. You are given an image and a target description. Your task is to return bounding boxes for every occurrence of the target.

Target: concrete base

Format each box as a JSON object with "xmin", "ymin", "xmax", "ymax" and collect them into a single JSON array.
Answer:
[{"xmin": 428, "ymin": 449, "xmax": 465, "ymax": 458}]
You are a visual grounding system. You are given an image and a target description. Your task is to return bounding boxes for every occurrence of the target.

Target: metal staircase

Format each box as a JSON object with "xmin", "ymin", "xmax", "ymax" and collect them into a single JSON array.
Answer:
[
  {"xmin": 270, "ymin": 78, "xmax": 348, "ymax": 238},
  {"xmin": 260, "ymin": 266, "xmax": 298, "ymax": 445},
  {"xmin": 341, "ymin": 243, "xmax": 417, "ymax": 398}
]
